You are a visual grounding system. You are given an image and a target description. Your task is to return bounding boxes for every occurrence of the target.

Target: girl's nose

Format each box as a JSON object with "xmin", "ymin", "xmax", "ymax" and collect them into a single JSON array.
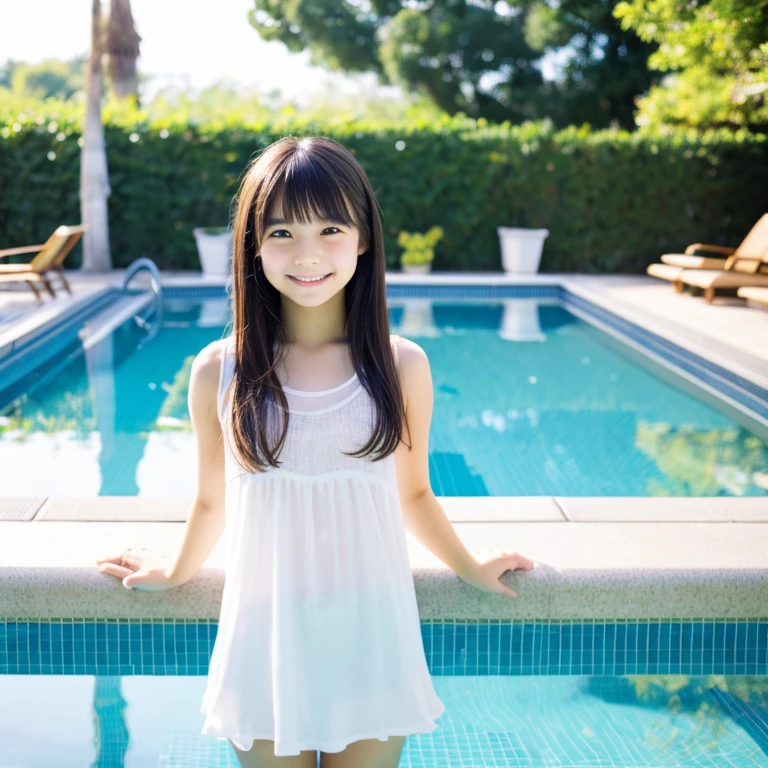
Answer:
[{"xmin": 294, "ymin": 255, "xmax": 321, "ymax": 265}]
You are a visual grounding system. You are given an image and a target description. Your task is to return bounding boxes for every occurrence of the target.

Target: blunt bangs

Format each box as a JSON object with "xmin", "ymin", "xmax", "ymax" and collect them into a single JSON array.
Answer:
[{"xmin": 262, "ymin": 153, "xmax": 360, "ymax": 234}]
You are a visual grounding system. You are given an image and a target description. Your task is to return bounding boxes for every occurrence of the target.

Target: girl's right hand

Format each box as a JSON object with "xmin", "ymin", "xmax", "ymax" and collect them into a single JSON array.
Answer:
[{"xmin": 96, "ymin": 547, "xmax": 181, "ymax": 591}]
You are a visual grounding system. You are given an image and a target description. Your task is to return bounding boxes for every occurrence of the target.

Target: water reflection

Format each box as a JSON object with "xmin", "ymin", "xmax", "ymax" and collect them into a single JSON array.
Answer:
[{"xmin": 499, "ymin": 298, "xmax": 548, "ymax": 342}]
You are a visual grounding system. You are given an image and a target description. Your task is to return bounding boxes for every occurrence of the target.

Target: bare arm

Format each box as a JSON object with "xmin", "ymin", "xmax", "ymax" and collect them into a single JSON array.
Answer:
[
  {"xmin": 392, "ymin": 337, "xmax": 481, "ymax": 582},
  {"xmin": 163, "ymin": 341, "xmax": 227, "ymax": 585},
  {"xmin": 392, "ymin": 336, "xmax": 534, "ymax": 597},
  {"xmin": 96, "ymin": 340, "xmax": 227, "ymax": 589}
]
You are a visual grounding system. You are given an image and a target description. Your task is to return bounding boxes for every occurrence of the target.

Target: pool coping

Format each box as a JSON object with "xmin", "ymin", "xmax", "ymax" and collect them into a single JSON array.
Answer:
[{"xmin": 1, "ymin": 514, "xmax": 767, "ymax": 621}]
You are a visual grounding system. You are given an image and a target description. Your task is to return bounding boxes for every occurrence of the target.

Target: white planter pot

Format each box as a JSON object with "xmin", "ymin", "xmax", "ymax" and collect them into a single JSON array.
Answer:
[
  {"xmin": 193, "ymin": 228, "xmax": 232, "ymax": 277},
  {"xmin": 497, "ymin": 227, "xmax": 549, "ymax": 273},
  {"xmin": 402, "ymin": 263, "xmax": 432, "ymax": 274}
]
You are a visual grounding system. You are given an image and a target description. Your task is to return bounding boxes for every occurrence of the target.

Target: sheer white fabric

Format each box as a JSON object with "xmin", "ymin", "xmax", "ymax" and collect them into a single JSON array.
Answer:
[{"xmin": 200, "ymin": 336, "xmax": 445, "ymax": 756}]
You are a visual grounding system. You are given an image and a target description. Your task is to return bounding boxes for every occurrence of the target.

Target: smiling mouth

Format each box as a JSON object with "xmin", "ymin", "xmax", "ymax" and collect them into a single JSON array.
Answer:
[{"xmin": 287, "ymin": 273, "xmax": 333, "ymax": 285}]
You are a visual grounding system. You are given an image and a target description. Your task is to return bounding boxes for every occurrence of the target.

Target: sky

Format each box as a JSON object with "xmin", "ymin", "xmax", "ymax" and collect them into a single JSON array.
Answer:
[{"xmin": 0, "ymin": 0, "xmax": 398, "ymax": 104}]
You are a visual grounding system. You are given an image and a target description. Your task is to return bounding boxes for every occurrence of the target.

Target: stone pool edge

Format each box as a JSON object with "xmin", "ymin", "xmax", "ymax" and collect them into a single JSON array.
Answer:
[{"xmin": 1, "ymin": 499, "xmax": 767, "ymax": 622}]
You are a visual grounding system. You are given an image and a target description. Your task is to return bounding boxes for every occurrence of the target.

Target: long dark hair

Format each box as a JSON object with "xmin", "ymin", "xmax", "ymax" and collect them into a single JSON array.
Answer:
[{"xmin": 225, "ymin": 135, "xmax": 409, "ymax": 473}]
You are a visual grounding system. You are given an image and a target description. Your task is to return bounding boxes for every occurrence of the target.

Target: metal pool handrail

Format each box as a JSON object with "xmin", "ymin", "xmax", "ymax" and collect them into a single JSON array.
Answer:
[
  {"xmin": 122, "ymin": 256, "xmax": 162, "ymax": 296},
  {"xmin": 121, "ymin": 257, "xmax": 164, "ymax": 341}
]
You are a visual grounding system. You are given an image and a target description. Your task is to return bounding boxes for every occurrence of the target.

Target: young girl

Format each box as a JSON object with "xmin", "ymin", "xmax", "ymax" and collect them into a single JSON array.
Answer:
[{"xmin": 96, "ymin": 135, "xmax": 535, "ymax": 767}]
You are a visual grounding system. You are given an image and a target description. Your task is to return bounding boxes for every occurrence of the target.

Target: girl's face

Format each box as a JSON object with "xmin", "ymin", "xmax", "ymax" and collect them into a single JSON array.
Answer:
[{"xmin": 259, "ymin": 199, "xmax": 367, "ymax": 307}]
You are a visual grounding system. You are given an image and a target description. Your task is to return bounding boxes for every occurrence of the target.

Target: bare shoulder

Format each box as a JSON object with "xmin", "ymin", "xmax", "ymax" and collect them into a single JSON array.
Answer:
[
  {"xmin": 189, "ymin": 337, "xmax": 230, "ymax": 407},
  {"xmin": 194, "ymin": 338, "xmax": 227, "ymax": 378},
  {"xmin": 390, "ymin": 334, "xmax": 431, "ymax": 408},
  {"xmin": 391, "ymin": 333, "xmax": 428, "ymax": 367}
]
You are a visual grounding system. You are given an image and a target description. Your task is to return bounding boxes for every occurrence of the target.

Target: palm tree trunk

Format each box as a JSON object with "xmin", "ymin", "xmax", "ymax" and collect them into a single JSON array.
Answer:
[{"xmin": 80, "ymin": 0, "xmax": 112, "ymax": 272}]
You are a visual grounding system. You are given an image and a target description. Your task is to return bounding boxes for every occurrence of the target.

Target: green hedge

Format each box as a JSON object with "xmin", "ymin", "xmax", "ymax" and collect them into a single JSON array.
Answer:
[{"xmin": 1, "ymin": 102, "xmax": 766, "ymax": 273}]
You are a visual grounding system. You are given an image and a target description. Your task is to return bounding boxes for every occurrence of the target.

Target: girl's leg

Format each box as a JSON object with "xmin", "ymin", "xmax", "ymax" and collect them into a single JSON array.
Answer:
[
  {"xmin": 229, "ymin": 738, "xmax": 318, "ymax": 768},
  {"xmin": 319, "ymin": 735, "xmax": 406, "ymax": 768}
]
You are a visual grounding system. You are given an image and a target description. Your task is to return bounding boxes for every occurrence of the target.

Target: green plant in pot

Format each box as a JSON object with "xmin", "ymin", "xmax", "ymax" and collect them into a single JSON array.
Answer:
[{"xmin": 397, "ymin": 226, "xmax": 443, "ymax": 274}]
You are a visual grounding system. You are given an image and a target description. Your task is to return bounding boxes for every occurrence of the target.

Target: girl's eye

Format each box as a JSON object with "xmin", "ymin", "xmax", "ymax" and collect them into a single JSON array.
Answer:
[{"xmin": 268, "ymin": 227, "xmax": 341, "ymax": 238}]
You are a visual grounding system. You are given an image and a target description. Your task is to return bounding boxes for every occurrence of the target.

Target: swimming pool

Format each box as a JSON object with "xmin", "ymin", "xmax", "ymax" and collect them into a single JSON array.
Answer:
[
  {"xmin": 1, "ymin": 618, "xmax": 766, "ymax": 767},
  {"xmin": 1, "ymin": 285, "xmax": 765, "ymax": 497},
  {"xmin": 2, "ymin": 283, "xmax": 767, "ymax": 766}
]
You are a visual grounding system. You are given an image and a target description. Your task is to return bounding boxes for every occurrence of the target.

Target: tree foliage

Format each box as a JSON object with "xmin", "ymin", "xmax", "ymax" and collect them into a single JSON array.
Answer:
[
  {"xmin": 615, "ymin": 0, "xmax": 768, "ymax": 130},
  {"xmin": 524, "ymin": 0, "xmax": 661, "ymax": 128},
  {"xmin": 2, "ymin": 57, "xmax": 86, "ymax": 100},
  {"xmin": 248, "ymin": 0, "xmax": 658, "ymax": 128}
]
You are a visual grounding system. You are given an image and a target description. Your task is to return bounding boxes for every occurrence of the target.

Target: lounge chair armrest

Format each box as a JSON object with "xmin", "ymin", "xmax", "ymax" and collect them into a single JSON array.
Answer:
[
  {"xmin": 684, "ymin": 243, "xmax": 736, "ymax": 256},
  {"xmin": 0, "ymin": 244, "xmax": 45, "ymax": 259}
]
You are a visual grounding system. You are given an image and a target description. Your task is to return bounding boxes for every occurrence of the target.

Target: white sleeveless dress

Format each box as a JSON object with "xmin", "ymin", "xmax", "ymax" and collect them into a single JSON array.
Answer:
[{"xmin": 200, "ymin": 336, "xmax": 445, "ymax": 756}]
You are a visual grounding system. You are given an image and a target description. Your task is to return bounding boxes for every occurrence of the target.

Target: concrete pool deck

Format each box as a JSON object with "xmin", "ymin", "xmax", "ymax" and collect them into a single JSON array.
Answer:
[{"xmin": 1, "ymin": 269, "xmax": 766, "ymax": 623}]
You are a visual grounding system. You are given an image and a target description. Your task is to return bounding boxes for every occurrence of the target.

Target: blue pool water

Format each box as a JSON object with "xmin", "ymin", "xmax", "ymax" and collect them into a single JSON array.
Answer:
[
  {"xmin": 2, "ymin": 673, "xmax": 767, "ymax": 766},
  {"xmin": 0, "ymin": 289, "xmax": 766, "ymax": 497},
  {"xmin": 2, "ymin": 619, "xmax": 767, "ymax": 767}
]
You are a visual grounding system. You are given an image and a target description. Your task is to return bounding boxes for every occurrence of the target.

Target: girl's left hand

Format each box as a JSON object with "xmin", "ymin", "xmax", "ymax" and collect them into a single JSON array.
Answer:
[{"xmin": 459, "ymin": 550, "xmax": 535, "ymax": 599}]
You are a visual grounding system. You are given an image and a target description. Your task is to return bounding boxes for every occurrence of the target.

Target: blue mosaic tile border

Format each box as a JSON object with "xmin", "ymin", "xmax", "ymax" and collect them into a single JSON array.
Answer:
[
  {"xmin": 2, "ymin": 619, "xmax": 765, "ymax": 676},
  {"xmin": 160, "ymin": 284, "xmax": 564, "ymax": 301},
  {"xmin": 387, "ymin": 284, "xmax": 562, "ymax": 300},
  {"xmin": 162, "ymin": 284, "xmax": 230, "ymax": 300}
]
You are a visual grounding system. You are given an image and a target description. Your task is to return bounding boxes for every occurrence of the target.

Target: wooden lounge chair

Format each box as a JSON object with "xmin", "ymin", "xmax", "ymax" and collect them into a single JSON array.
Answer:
[
  {"xmin": 736, "ymin": 286, "xmax": 768, "ymax": 308},
  {"xmin": 675, "ymin": 249, "xmax": 768, "ymax": 304},
  {"xmin": 0, "ymin": 225, "xmax": 84, "ymax": 303},
  {"xmin": 646, "ymin": 213, "xmax": 768, "ymax": 285}
]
